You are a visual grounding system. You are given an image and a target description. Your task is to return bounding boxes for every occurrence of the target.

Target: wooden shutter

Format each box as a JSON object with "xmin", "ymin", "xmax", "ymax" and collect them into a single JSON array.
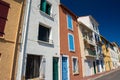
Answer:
[
  {"xmin": 40, "ymin": 0, "xmax": 46, "ymax": 12},
  {"xmin": 0, "ymin": 1, "xmax": 9, "ymax": 36}
]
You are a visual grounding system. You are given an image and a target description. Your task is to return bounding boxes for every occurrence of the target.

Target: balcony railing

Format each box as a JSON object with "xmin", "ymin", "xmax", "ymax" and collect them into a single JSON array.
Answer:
[
  {"xmin": 83, "ymin": 36, "xmax": 95, "ymax": 46},
  {"xmin": 85, "ymin": 48, "xmax": 96, "ymax": 57}
]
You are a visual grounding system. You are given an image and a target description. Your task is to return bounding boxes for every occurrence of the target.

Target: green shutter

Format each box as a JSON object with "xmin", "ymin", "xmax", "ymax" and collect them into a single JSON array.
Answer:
[{"xmin": 40, "ymin": 0, "xmax": 46, "ymax": 12}]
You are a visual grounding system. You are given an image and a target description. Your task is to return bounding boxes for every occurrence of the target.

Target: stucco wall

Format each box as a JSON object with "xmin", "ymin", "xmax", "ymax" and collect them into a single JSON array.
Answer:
[
  {"xmin": 21, "ymin": 0, "xmax": 60, "ymax": 80},
  {"xmin": 0, "ymin": 0, "xmax": 23, "ymax": 80},
  {"xmin": 59, "ymin": 5, "xmax": 83, "ymax": 80}
]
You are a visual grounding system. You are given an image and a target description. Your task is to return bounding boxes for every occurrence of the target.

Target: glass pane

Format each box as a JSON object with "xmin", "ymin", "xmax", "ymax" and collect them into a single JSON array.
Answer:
[
  {"xmin": 38, "ymin": 25, "xmax": 50, "ymax": 42},
  {"xmin": 25, "ymin": 55, "xmax": 41, "ymax": 79}
]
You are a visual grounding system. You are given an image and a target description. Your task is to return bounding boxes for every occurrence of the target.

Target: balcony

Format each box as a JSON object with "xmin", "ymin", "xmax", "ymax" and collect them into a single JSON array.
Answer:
[
  {"xmin": 85, "ymin": 48, "xmax": 96, "ymax": 57},
  {"xmin": 83, "ymin": 36, "xmax": 95, "ymax": 46}
]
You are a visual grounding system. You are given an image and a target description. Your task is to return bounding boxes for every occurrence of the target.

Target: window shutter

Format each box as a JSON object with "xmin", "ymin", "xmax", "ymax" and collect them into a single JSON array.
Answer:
[
  {"xmin": 68, "ymin": 34, "xmax": 75, "ymax": 51},
  {"xmin": 0, "ymin": 1, "xmax": 9, "ymax": 36},
  {"xmin": 40, "ymin": 0, "xmax": 46, "ymax": 12},
  {"xmin": 67, "ymin": 15, "xmax": 73, "ymax": 30}
]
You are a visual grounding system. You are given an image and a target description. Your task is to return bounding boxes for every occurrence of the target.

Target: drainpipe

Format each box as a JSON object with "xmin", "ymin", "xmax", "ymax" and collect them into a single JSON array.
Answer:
[{"xmin": 16, "ymin": 0, "xmax": 31, "ymax": 80}]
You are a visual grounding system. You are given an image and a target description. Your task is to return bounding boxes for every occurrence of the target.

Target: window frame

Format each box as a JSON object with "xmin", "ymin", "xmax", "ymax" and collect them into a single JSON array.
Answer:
[
  {"xmin": 68, "ymin": 33, "xmax": 75, "ymax": 52},
  {"xmin": 72, "ymin": 56, "xmax": 79, "ymax": 74},
  {"xmin": 66, "ymin": 14, "xmax": 73, "ymax": 31},
  {"xmin": 38, "ymin": 24, "xmax": 52, "ymax": 44}
]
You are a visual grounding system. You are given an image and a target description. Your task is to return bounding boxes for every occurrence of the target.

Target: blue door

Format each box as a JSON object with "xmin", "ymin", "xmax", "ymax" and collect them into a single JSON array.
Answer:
[{"xmin": 62, "ymin": 56, "xmax": 68, "ymax": 80}]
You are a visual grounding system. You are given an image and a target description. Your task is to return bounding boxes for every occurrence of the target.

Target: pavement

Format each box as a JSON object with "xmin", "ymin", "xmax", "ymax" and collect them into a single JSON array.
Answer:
[{"xmin": 82, "ymin": 67, "xmax": 120, "ymax": 80}]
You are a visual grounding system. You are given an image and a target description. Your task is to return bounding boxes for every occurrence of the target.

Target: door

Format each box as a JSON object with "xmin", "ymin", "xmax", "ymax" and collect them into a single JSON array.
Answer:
[
  {"xmin": 96, "ymin": 60, "xmax": 100, "ymax": 72},
  {"xmin": 93, "ymin": 61, "xmax": 96, "ymax": 74},
  {"xmin": 62, "ymin": 56, "xmax": 68, "ymax": 80},
  {"xmin": 53, "ymin": 57, "xmax": 58, "ymax": 80},
  {"xmin": 85, "ymin": 60, "xmax": 91, "ymax": 76}
]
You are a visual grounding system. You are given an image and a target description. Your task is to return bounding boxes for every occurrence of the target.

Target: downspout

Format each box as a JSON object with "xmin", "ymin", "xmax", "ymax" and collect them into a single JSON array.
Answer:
[{"xmin": 16, "ymin": 0, "xmax": 31, "ymax": 80}]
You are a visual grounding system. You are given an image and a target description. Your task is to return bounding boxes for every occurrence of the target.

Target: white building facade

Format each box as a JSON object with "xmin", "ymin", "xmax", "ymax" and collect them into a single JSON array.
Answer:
[
  {"xmin": 16, "ymin": 0, "xmax": 60, "ymax": 80},
  {"xmin": 77, "ymin": 15, "xmax": 104, "ymax": 77},
  {"xmin": 110, "ymin": 42, "xmax": 120, "ymax": 69}
]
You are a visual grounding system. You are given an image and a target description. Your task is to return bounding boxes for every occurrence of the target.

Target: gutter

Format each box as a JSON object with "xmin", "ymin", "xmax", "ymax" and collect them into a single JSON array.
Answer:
[{"xmin": 16, "ymin": 0, "xmax": 31, "ymax": 80}]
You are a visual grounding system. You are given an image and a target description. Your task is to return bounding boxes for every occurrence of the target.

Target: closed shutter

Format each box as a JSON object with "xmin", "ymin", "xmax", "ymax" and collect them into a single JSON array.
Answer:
[
  {"xmin": 0, "ymin": 1, "xmax": 9, "ymax": 36},
  {"xmin": 68, "ymin": 34, "xmax": 75, "ymax": 51},
  {"xmin": 40, "ymin": 0, "xmax": 46, "ymax": 12},
  {"xmin": 67, "ymin": 15, "xmax": 73, "ymax": 30}
]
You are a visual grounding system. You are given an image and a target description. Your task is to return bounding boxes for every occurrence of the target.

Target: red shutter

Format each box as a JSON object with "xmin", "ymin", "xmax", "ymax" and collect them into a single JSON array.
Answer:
[{"xmin": 0, "ymin": 0, "xmax": 9, "ymax": 37}]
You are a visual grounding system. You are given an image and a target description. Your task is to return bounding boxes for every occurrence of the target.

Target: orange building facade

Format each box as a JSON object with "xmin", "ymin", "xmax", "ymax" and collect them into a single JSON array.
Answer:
[
  {"xmin": 0, "ymin": 0, "xmax": 24, "ymax": 80},
  {"xmin": 59, "ymin": 4, "xmax": 83, "ymax": 80}
]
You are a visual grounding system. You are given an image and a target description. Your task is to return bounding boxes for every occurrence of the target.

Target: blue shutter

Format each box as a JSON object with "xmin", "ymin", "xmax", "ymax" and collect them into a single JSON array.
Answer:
[
  {"xmin": 68, "ymin": 34, "xmax": 75, "ymax": 51},
  {"xmin": 67, "ymin": 15, "xmax": 73, "ymax": 30}
]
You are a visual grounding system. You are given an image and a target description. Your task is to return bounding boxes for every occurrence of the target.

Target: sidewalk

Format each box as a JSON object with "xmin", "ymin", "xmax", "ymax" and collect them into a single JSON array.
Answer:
[{"xmin": 82, "ymin": 68, "xmax": 120, "ymax": 80}]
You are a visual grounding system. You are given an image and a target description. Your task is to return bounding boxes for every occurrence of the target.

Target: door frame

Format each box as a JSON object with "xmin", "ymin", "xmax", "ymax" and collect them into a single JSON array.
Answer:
[{"xmin": 61, "ymin": 55, "xmax": 70, "ymax": 80}]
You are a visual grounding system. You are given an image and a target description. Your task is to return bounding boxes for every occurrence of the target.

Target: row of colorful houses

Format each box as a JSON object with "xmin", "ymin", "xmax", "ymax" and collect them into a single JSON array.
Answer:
[{"xmin": 0, "ymin": 0, "xmax": 120, "ymax": 80}]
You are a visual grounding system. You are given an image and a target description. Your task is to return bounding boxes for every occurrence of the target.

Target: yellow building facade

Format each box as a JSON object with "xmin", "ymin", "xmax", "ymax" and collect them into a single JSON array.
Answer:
[
  {"xmin": 0, "ymin": 0, "xmax": 24, "ymax": 80},
  {"xmin": 100, "ymin": 36, "xmax": 113, "ymax": 71}
]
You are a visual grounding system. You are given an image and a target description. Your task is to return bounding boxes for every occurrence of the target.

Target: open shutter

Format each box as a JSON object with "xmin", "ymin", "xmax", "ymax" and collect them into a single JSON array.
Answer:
[
  {"xmin": 40, "ymin": 0, "xmax": 46, "ymax": 12},
  {"xmin": 0, "ymin": 1, "xmax": 9, "ymax": 36}
]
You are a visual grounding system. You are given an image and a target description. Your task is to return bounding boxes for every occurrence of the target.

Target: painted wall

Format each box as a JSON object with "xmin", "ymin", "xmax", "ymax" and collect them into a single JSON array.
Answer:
[
  {"xmin": 19, "ymin": 0, "xmax": 60, "ymax": 80},
  {"xmin": 59, "ymin": 5, "xmax": 83, "ymax": 80},
  {"xmin": 0, "ymin": 0, "xmax": 23, "ymax": 80},
  {"xmin": 78, "ymin": 24, "xmax": 85, "ymax": 76},
  {"xmin": 101, "ymin": 43, "xmax": 112, "ymax": 71},
  {"xmin": 77, "ymin": 16, "xmax": 102, "ymax": 76}
]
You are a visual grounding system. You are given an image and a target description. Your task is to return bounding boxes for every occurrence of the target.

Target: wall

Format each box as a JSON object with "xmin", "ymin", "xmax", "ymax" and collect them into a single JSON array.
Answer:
[
  {"xmin": 0, "ymin": 0, "xmax": 23, "ymax": 80},
  {"xmin": 20, "ymin": 0, "xmax": 60, "ymax": 80},
  {"xmin": 59, "ymin": 5, "xmax": 83, "ymax": 80}
]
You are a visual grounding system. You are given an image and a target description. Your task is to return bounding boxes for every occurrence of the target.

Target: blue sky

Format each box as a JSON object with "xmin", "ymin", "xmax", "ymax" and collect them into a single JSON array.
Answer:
[{"xmin": 61, "ymin": 0, "xmax": 120, "ymax": 46}]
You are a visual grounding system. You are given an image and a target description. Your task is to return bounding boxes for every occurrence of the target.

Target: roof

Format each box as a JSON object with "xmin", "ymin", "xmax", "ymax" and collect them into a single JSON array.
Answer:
[
  {"xmin": 77, "ymin": 15, "xmax": 99, "ymax": 26},
  {"xmin": 60, "ymin": 4, "xmax": 78, "ymax": 19}
]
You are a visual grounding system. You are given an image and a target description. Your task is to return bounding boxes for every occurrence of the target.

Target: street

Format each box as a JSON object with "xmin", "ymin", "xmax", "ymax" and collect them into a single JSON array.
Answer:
[{"xmin": 95, "ymin": 68, "xmax": 120, "ymax": 80}]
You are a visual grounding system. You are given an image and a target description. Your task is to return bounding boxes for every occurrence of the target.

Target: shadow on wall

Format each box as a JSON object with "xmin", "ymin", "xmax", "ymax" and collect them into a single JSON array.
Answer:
[{"xmin": 14, "ymin": 0, "xmax": 23, "ymax": 3}]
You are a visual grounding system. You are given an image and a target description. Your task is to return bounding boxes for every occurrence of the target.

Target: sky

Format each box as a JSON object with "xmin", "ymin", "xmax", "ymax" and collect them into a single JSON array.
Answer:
[{"xmin": 61, "ymin": 0, "xmax": 120, "ymax": 47}]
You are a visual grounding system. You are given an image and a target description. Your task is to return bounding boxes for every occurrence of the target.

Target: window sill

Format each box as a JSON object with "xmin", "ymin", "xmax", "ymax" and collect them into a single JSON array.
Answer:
[
  {"xmin": 69, "ymin": 50, "xmax": 75, "ymax": 53},
  {"xmin": 0, "ymin": 36, "xmax": 5, "ymax": 40},
  {"xmin": 73, "ymin": 72, "xmax": 79, "ymax": 75},
  {"xmin": 38, "ymin": 40, "xmax": 53, "ymax": 45},
  {"xmin": 68, "ymin": 28, "xmax": 73, "ymax": 32},
  {"xmin": 40, "ymin": 10, "xmax": 54, "ymax": 20},
  {"xmin": 27, "ymin": 78, "xmax": 44, "ymax": 80}
]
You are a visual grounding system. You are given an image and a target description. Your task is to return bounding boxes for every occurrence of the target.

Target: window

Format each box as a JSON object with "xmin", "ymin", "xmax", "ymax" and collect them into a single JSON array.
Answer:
[
  {"xmin": 38, "ymin": 25, "xmax": 50, "ymax": 42},
  {"xmin": 25, "ymin": 55, "xmax": 46, "ymax": 79},
  {"xmin": 25, "ymin": 55, "xmax": 42, "ymax": 79},
  {"xmin": 68, "ymin": 33, "xmax": 75, "ymax": 51},
  {"xmin": 72, "ymin": 57, "xmax": 79, "ymax": 74},
  {"xmin": 0, "ymin": 1, "xmax": 9, "ymax": 37},
  {"xmin": 67, "ymin": 14, "xmax": 73, "ymax": 30},
  {"xmin": 40, "ymin": 0, "xmax": 51, "ymax": 15}
]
